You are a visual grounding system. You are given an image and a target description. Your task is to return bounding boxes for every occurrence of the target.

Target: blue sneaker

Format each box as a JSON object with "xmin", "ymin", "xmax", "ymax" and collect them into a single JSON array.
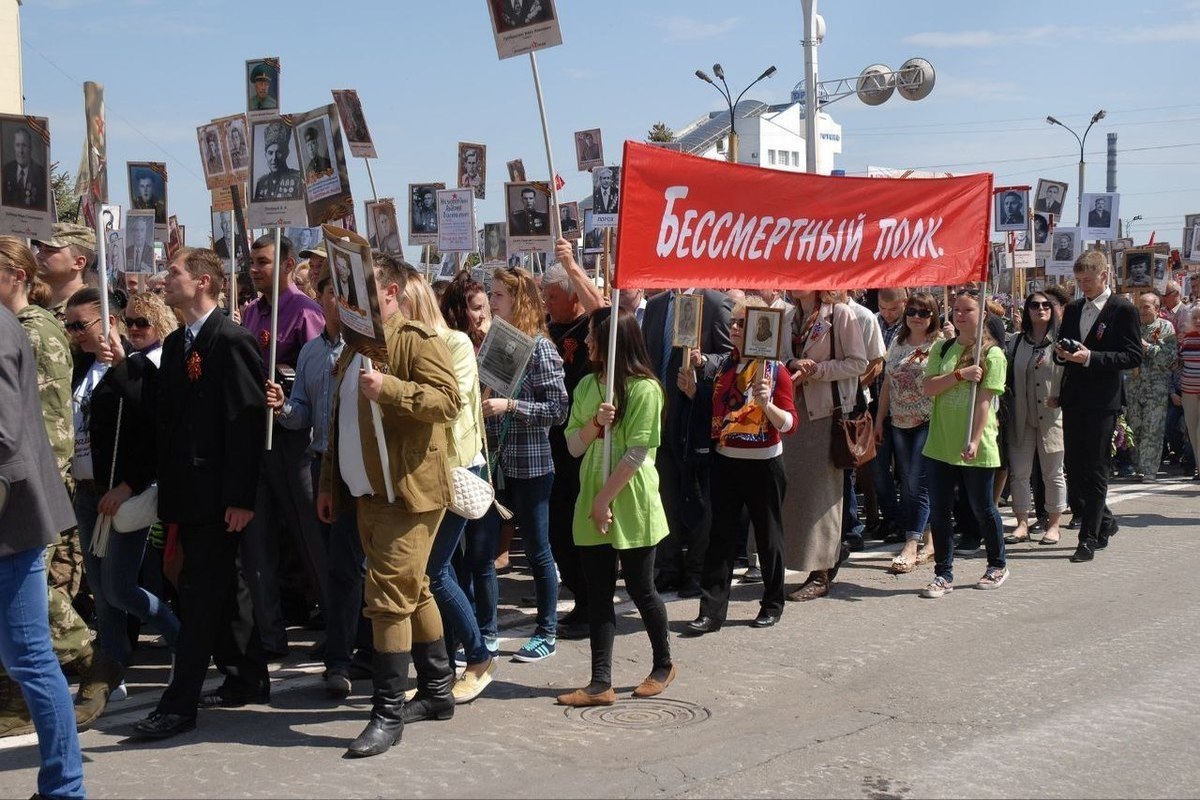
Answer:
[
  {"xmin": 454, "ymin": 648, "xmax": 467, "ymax": 668},
  {"xmin": 512, "ymin": 634, "xmax": 555, "ymax": 663},
  {"xmin": 458, "ymin": 638, "xmax": 500, "ymax": 667}
]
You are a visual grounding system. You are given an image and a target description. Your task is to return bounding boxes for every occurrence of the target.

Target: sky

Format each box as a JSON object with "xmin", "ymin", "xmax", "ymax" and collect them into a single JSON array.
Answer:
[{"xmin": 15, "ymin": 0, "xmax": 1200, "ymax": 263}]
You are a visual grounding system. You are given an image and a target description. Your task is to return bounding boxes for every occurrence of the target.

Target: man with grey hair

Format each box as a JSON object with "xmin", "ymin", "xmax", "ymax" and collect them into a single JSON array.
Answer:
[
  {"xmin": 1160, "ymin": 280, "xmax": 1184, "ymax": 330},
  {"xmin": 1125, "ymin": 291, "xmax": 1176, "ymax": 482}
]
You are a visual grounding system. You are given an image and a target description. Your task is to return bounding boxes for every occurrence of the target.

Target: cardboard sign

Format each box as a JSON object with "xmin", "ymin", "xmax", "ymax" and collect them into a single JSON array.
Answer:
[{"xmin": 437, "ymin": 188, "xmax": 477, "ymax": 253}]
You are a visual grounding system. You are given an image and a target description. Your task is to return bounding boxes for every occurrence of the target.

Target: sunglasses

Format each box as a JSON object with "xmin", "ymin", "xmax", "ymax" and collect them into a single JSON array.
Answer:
[
  {"xmin": 65, "ymin": 318, "xmax": 100, "ymax": 334},
  {"xmin": 125, "ymin": 317, "xmax": 152, "ymax": 329},
  {"xmin": 729, "ymin": 318, "xmax": 746, "ymax": 329},
  {"xmin": 1028, "ymin": 301, "xmax": 1053, "ymax": 310},
  {"xmin": 905, "ymin": 308, "xmax": 933, "ymax": 319}
]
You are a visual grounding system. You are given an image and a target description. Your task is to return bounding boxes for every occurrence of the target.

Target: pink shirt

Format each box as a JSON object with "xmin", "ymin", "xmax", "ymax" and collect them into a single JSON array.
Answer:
[{"xmin": 241, "ymin": 282, "xmax": 325, "ymax": 377}]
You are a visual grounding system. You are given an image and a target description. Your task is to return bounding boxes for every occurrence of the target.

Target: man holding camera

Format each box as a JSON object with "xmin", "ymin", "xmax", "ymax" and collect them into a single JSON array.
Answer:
[{"xmin": 1054, "ymin": 251, "xmax": 1142, "ymax": 563}]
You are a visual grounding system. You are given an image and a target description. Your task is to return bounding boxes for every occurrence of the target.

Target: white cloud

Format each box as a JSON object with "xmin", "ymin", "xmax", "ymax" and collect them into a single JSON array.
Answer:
[
  {"xmin": 905, "ymin": 19, "xmax": 1200, "ymax": 48},
  {"xmin": 933, "ymin": 76, "xmax": 1025, "ymax": 104},
  {"xmin": 658, "ymin": 15, "xmax": 739, "ymax": 42}
]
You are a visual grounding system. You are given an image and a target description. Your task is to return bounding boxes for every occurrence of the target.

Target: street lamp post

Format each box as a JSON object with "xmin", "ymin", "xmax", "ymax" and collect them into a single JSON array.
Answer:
[
  {"xmin": 1122, "ymin": 214, "xmax": 1143, "ymax": 242},
  {"xmin": 1046, "ymin": 109, "xmax": 1106, "ymax": 227},
  {"xmin": 695, "ymin": 63, "xmax": 777, "ymax": 163}
]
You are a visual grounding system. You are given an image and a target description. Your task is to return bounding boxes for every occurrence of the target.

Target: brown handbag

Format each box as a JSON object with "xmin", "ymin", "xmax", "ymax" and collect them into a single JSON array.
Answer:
[{"xmin": 826, "ymin": 312, "xmax": 877, "ymax": 469}]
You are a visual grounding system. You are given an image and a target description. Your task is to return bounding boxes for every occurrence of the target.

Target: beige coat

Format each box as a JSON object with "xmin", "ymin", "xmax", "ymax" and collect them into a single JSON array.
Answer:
[
  {"xmin": 1009, "ymin": 334, "xmax": 1064, "ymax": 453},
  {"xmin": 321, "ymin": 313, "xmax": 462, "ymax": 516},
  {"xmin": 793, "ymin": 302, "xmax": 870, "ymax": 421}
]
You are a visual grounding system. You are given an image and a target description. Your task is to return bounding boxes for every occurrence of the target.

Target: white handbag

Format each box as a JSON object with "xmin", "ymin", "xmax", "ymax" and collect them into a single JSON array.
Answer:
[{"xmin": 448, "ymin": 466, "xmax": 494, "ymax": 520}]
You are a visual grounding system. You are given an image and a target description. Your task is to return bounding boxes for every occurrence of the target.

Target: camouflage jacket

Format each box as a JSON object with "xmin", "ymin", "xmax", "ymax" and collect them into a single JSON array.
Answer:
[{"xmin": 17, "ymin": 303, "xmax": 74, "ymax": 479}]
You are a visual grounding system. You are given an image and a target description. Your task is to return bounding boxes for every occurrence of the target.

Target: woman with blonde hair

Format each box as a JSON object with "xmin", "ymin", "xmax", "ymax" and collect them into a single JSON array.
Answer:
[
  {"xmin": 781, "ymin": 289, "xmax": 869, "ymax": 601},
  {"xmin": 395, "ymin": 266, "xmax": 496, "ymax": 712},
  {"xmin": 122, "ymin": 291, "xmax": 178, "ymax": 354}
]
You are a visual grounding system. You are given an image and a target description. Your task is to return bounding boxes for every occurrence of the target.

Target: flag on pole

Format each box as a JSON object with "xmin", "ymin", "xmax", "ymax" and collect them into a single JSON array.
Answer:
[{"xmin": 554, "ymin": 173, "xmax": 565, "ymax": 190}]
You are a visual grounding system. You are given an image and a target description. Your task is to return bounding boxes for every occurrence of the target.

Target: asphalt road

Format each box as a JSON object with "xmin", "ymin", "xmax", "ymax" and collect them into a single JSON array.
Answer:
[{"xmin": 2, "ymin": 475, "xmax": 1197, "ymax": 799}]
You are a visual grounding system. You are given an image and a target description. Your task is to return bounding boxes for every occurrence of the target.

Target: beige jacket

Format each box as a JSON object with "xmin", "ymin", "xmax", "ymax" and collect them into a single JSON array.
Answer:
[{"xmin": 793, "ymin": 302, "xmax": 870, "ymax": 421}]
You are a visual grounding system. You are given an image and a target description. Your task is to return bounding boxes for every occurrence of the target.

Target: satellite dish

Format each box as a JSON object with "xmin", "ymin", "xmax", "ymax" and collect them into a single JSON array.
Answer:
[
  {"xmin": 896, "ymin": 57, "xmax": 935, "ymax": 101},
  {"xmin": 856, "ymin": 64, "xmax": 894, "ymax": 106}
]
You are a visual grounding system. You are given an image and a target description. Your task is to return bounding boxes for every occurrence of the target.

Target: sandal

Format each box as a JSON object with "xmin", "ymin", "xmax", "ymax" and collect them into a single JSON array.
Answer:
[
  {"xmin": 915, "ymin": 547, "xmax": 935, "ymax": 566},
  {"xmin": 888, "ymin": 555, "xmax": 916, "ymax": 574},
  {"xmin": 1038, "ymin": 533, "xmax": 1060, "ymax": 546}
]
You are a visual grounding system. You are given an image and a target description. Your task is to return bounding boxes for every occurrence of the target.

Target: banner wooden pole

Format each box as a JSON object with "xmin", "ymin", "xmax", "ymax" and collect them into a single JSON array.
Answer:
[
  {"xmin": 94, "ymin": 212, "xmax": 110, "ymax": 340},
  {"xmin": 265, "ymin": 226, "xmax": 282, "ymax": 450},
  {"xmin": 528, "ymin": 51, "xmax": 562, "ymax": 241},
  {"xmin": 963, "ymin": 278, "xmax": 989, "ymax": 453},
  {"xmin": 227, "ymin": 209, "xmax": 238, "ymax": 312},
  {"xmin": 364, "ymin": 158, "xmax": 380, "ymax": 203},
  {"xmin": 602, "ymin": 288, "xmax": 620, "ymax": 478}
]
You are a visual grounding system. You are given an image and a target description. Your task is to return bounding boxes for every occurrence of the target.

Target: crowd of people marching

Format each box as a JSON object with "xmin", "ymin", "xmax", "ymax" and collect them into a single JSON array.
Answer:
[{"xmin": 2, "ymin": 222, "xmax": 1199, "ymax": 798}]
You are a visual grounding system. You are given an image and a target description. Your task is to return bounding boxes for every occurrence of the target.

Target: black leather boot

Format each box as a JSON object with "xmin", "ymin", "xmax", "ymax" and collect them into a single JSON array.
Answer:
[
  {"xmin": 402, "ymin": 639, "xmax": 455, "ymax": 723},
  {"xmin": 345, "ymin": 651, "xmax": 410, "ymax": 758}
]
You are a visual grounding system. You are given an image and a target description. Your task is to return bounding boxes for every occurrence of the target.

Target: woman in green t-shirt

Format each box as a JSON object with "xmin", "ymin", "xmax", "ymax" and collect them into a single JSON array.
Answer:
[
  {"xmin": 556, "ymin": 309, "xmax": 674, "ymax": 707},
  {"xmin": 919, "ymin": 290, "xmax": 1009, "ymax": 598}
]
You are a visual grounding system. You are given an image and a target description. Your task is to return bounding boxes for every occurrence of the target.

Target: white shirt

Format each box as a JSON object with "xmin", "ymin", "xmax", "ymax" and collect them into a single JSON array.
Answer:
[
  {"xmin": 336, "ymin": 353, "xmax": 375, "ymax": 497},
  {"xmin": 1080, "ymin": 287, "xmax": 1111, "ymax": 341},
  {"xmin": 187, "ymin": 307, "xmax": 217, "ymax": 343}
]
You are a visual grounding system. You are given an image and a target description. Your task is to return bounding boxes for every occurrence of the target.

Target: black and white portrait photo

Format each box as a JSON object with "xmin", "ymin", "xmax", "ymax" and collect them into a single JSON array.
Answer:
[
  {"xmin": 672, "ymin": 292, "xmax": 702, "ymax": 350},
  {"xmin": 1184, "ymin": 213, "xmax": 1200, "ymax": 262},
  {"xmin": 506, "ymin": 159, "xmax": 526, "ymax": 182},
  {"xmin": 366, "ymin": 200, "xmax": 402, "ymax": 255},
  {"xmin": 226, "ymin": 116, "xmax": 249, "ymax": 172},
  {"xmin": 246, "ymin": 58, "xmax": 280, "ymax": 119},
  {"xmin": 477, "ymin": 317, "xmax": 538, "ymax": 398},
  {"xmin": 300, "ymin": 122, "xmax": 333, "ymax": 182},
  {"xmin": 332, "ymin": 89, "xmax": 376, "ymax": 159},
  {"xmin": 1081, "ymin": 191, "xmax": 1119, "ymax": 241},
  {"xmin": 506, "ymin": 182, "xmax": 551, "ymax": 240},
  {"xmin": 1034, "ymin": 179, "xmax": 1067, "ymax": 216},
  {"xmin": 197, "ymin": 124, "xmax": 226, "ymax": 187},
  {"xmin": 213, "ymin": 209, "xmax": 248, "ymax": 265},
  {"xmin": 0, "ymin": 118, "xmax": 49, "ymax": 212},
  {"xmin": 128, "ymin": 163, "xmax": 167, "ymax": 225},
  {"xmin": 1124, "ymin": 250, "xmax": 1153, "ymax": 289},
  {"xmin": 994, "ymin": 189, "xmax": 1027, "ymax": 232},
  {"xmin": 458, "ymin": 142, "xmax": 486, "ymax": 200},
  {"xmin": 482, "ymin": 222, "xmax": 507, "ymax": 265},
  {"xmin": 559, "ymin": 201, "xmax": 580, "ymax": 238},
  {"xmin": 1048, "ymin": 227, "xmax": 1079, "ymax": 269},
  {"xmin": 252, "ymin": 119, "xmax": 303, "ymax": 202},
  {"xmin": 124, "ymin": 211, "xmax": 156, "ymax": 274},
  {"xmin": 409, "ymin": 183, "xmax": 445, "ymax": 245},
  {"xmin": 1033, "ymin": 212, "xmax": 1050, "ymax": 245},
  {"xmin": 592, "ymin": 166, "xmax": 620, "ymax": 227},
  {"xmin": 487, "ymin": 0, "xmax": 562, "ymax": 59},
  {"xmin": 583, "ymin": 209, "xmax": 603, "ymax": 252},
  {"xmin": 574, "ymin": 128, "xmax": 603, "ymax": 171},
  {"xmin": 332, "ymin": 249, "xmax": 362, "ymax": 310},
  {"xmin": 742, "ymin": 307, "xmax": 784, "ymax": 360}
]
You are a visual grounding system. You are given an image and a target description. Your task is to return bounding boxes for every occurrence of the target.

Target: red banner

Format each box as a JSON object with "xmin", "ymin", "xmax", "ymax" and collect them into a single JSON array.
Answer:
[{"xmin": 614, "ymin": 141, "xmax": 993, "ymax": 290}]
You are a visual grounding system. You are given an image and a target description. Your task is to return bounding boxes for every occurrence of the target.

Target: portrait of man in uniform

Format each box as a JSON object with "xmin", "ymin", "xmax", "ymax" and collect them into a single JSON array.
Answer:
[
  {"xmin": 458, "ymin": 143, "xmax": 486, "ymax": 200},
  {"xmin": 200, "ymin": 127, "xmax": 224, "ymax": 178},
  {"xmin": 228, "ymin": 119, "xmax": 249, "ymax": 171},
  {"xmin": 411, "ymin": 186, "xmax": 439, "ymax": 234},
  {"xmin": 253, "ymin": 120, "xmax": 303, "ymax": 202},
  {"xmin": 301, "ymin": 124, "xmax": 332, "ymax": 181},
  {"xmin": 368, "ymin": 203, "xmax": 401, "ymax": 254},
  {"xmin": 508, "ymin": 184, "xmax": 549, "ymax": 237},
  {"xmin": 1, "ymin": 123, "xmax": 48, "ymax": 211},
  {"xmin": 575, "ymin": 128, "xmax": 603, "ymax": 171},
  {"xmin": 128, "ymin": 165, "xmax": 167, "ymax": 224},
  {"xmin": 492, "ymin": 0, "xmax": 554, "ymax": 32},
  {"xmin": 247, "ymin": 61, "xmax": 279, "ymax": 112}
]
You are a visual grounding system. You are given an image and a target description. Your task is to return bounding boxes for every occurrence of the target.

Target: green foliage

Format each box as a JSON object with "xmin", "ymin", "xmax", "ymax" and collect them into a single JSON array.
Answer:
[
  {"xmin": 51, "ymin": 162, "xmax": 79, "ymax": 223},
  {"xmin": 646, "ymin": 122, "xmax": 675, "ymax": 143}
]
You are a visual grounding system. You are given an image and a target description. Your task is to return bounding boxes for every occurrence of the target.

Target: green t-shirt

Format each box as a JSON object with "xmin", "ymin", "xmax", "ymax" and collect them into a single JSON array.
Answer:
[
  {"xmin": 921, "ymin": 339, "xmax": 1007, "ymax": 468},
  {"xmin": 565, "ymin": 374, "xmax": 669, "ymax": 550}
]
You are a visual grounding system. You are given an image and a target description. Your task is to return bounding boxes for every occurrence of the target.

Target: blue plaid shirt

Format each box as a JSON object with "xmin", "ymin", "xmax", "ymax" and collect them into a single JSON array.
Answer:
[
  {"xmin": 278, "ymin": 330, "xmax": 343, "ymax": 455},
  {"xmin": 485, "ymin": 336, "xmax": 568, "ymax": 479}
]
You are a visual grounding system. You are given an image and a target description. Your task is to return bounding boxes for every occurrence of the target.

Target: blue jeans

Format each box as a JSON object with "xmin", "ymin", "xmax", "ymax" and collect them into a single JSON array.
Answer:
[
  {"xmin": 925, "ymin": 457, "xmax": 1005, "ymax": 584},
  {"xmin": 869, "ymin": 417, "xmax": 900, "ymax": 524},
  {"xmin": 427, "ymin": 465, "xmax": 488, "ymax": 663},
  {"xmin": 469, "ymin": 472, "xmax": 558, "ymax": 639},
  {"xmin": 75, "ymin": 482, "xmax": 180, "ymax": 669},
  {"xmin": 841, "ymin": 469, "xmax": 865, "ymax": 538},
  {"xmin": 890, "ymin": 423, "xmax": 931, "ymax": 542},
  {"xmin": 0, "ymin": 547, "xmax": 85, "ymax": 799}
]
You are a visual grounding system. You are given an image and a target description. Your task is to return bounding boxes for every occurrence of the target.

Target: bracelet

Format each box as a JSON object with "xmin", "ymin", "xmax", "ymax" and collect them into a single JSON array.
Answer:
[
  {"xmin": 590, "ymin": 414, "xmax": 603, "ymax": 431},
  {"xmin": 953, "ymin": 369, "xmax": 964, "ymax": 381},
  {"xmin": 507, "ymin": 398, "xmax": 515, "ymax": 414}
]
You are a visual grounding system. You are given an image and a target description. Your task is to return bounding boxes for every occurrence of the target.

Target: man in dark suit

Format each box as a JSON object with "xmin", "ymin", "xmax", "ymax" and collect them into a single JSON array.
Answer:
[
  {"xmin": 1054, "ymin": 250, "xmax": 1142, "ymax": 563},
  {"xmin": 0, "ymin": 307, "xmax": 84, "ymax": 797},
  {"xmin": 509, "ymin": 187, "xmax": 549, "ymax": 236},
  {"xmin": 592, "ymin": 167, "xmax": 619, "ymax": 215},
  {"xmin": 1087, "ymin": 196, "xmax": 1111, "ymax": 228},
  {"xmin": 642, "ymin": 288, "xmax": 733, "ymax": 596},
  {"xmin": 1036, "ymin": 183, "xmax": 1064, "ymax": 216},
  {"xmin": 2, "ymin": 128, "xmax": 47, "ymax": 210},
  {"xmin": 131, "ymin": 247, "xmax": 267, "ymax": 740},
  {"xmin": 998, "ymin": 191, "xmax": 1024, "ymax": 227}
]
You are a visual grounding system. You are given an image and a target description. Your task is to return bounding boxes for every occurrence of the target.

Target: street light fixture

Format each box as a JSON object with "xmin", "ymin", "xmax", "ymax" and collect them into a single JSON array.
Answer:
[
  {"xmin": 1045, "ymin": 109, "xmax": 1106, "ymax": 226},
  {"xmin": 1122, "ymin": 213, "xmax": 1143, "ymax": 241},
  {"xmin": 695, "ymin": 63, "xmax": 777, "ymax": 163}
]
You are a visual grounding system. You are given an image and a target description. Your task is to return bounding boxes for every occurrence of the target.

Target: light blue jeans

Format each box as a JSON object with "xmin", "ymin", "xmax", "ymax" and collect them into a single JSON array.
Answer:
[
  {"xmin": 75, "ymin": 481, "xmax": 180, "ymax": 670},
  {"xmin": 0, "ymin": 546, "xmax": 85, "ymax": 798}
]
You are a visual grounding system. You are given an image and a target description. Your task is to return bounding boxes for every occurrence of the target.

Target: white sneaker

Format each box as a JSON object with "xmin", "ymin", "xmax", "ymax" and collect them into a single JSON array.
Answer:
[
  {"xmin": 109, "ymin": 681, "xmax": 128, "ymax": 702},
  {"xmin": 976, "ymin": 566, "xmax": 1010, "ymax": 589},
  {"xmin": 920, "ymin": 576, "xmax": 953, "ymax": 598}
]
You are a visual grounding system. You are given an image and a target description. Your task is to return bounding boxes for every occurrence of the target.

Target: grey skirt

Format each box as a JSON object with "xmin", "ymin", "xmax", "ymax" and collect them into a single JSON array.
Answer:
[{"xmin": 781, "ymin": 391, "xmax": 844, "ymax": 574}]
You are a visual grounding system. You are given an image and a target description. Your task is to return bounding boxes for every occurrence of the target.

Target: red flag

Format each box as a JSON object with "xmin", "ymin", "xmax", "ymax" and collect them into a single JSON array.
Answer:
[
  {"xmin": 554, "ymin": 173, "xmax": 565, "ymax": 190},
  {"xmin": 1147, "ymin": 230, "xmax": 1156, "ymax": 246},
  {"xmin": 614, "ymin": 141, "xmax": 993, "ymax": 290}
]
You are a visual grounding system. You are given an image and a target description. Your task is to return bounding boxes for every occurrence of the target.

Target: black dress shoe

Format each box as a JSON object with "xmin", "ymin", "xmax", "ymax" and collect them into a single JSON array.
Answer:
[
  {"xmin": 843, "ymin": 535, "xmax": 865, "ymax": 553},
  {"xmin": 677, "ymin": 578, "xmax": 703, "ymax": 599},
  {"xmin": 684, "ymin": 616, "xmax": 722, "ymax": 636},
  {"xmin": 737, "ymin": 566, "xmax": 763, "ymax": 585},
  {"xmin": 1069, "ymin": 541, "xmax": 1096, "ymax": 563},
  {"xmin": 1065, "ymin": 515, "xmax": 1079, "ymax": 530},
  {"xmin": 751, "ymin": 611, "xmax": 780, "ymax": 629},
  {"xmin": 198, "ymin": 682, "xmax": 270, "ymax": 709},
  {"xmin": 130, "ymin": 712, "xmax": 196, "ymax": 740}
]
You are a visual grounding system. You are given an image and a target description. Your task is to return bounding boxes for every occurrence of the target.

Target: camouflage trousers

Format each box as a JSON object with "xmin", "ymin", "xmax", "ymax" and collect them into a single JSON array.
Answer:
[
  {"xmin": 0, "ymin": 548, "xmax": 93, "ymax": 679},
  {"xmin": 1126, "ymin": 385, "xmax": 1170, "ymax": 479},
  {"xmin": 48, "ymin": 527, "xmax": 84, "ymax": 599}
]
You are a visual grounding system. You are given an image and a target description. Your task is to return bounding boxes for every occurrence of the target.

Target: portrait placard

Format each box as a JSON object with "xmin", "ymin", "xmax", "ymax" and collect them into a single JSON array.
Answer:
[
  {"xmin": 506, "ymin": 159, "xmax": 526, "ymax": 181},
  {"xmin": 0, "ymin": 114, "xmax": 53, "ymax": 240},
  {"xmin": 246, "ymin": 58, "xmax": 281, "ymax": 123},
  {"xmin": 1032, "ymin": 211, "xmax": 1051, "ymax": 252},
  {"xmin": 127, "ymin": 161, "xmax": 168, "ymax": 238},
  {"xmin": 323, "ymin": 224, "xmax": 386, "ymax": 361},
  {"xmin": 591, "ymin": 166, "xmax": 620, "ymax": 228},
  {"xmin": 994, "ymin": 188, "xmax": 1028, "ymax": 233},
  {"xmin": 211, "ymin": 113, "xmax": 250, "ymax": 186},
  {"xmin": 1183, "ymin": 213, "xmax": 1200, "ymax": 263},
  {"xmin": 485, "ymin": 0, "xmax": 563, "ymax": 60},
  {"xmin": 197, "ymin": 122, "xmax": 229, "ymax": 189},
  {"xmin": 293, "ymin": 104, "xmax": 353, "ymax": 226},
  {"xmin": 742, "ymin": 306, "xmax": 784, "ymax": 360},
  {"xmin": 1046, "ymin": 226, "xmax": 1079, "ymax": 275},
  {"xmin": 477, "ymin": 317, "xmax": 538, "ymax": 399},
  {"xmin": 504, "ymin": 181, "xmax": 553, "ymax": 253},
  {"xmin": 167, "ymin": 214, "xmax": 182, "ymax": 260},
  {"xmin": 212, "ymin": 207, "xmax": 248, "ymax": 269},
  {"xmin": 574, "ymin": 128, "xmax": 604, "ymax": 171},
  {"xmin": 457, "ymin": 142, "xmax": 486, "ymax": 200},
  {"xmin": 408, "ymin": 182, "xmax": 445, "ymax": 246},
  {"xmin": 1122, "ymin": 247, "xmax": 1154, "ymax": 292},
  {"xmin": 364, "ymin": 199, "xmax": 402, "ymax": 255},
  {"xmin": 1080, "ymin": 192, "xmax": 1119, "ymax": 241},
  {"xmin": 106, "ymin": 230, "xmax": 123, "ymax": 276},
  {"xmin": 1189, "ymin": 223, "xmax": 1200, "ymax": 262},
  {"xmin": 331, "ymin": 89, "xmax": 377, "ymax": 159},
  {"xmin": 558, "ymin": 201, "xmax": 580, "ymax": 240},
  {"xmin": 436, "ymin": 188, "xmax": 477, "ymax": 253},
  {"xmin": 123, "ymin": 210, "xmax": 156, "ymax": 274},
  {"xmin": 671, "ymin": 292, "xmax": 703, "ymax": 350},
  {"xmin": 481, "ymin": 222, "xmax": 507, "ymax": 267},
  {"xmin": 1033, "ymin": 179, "xmax": 1068, "ymax": 216},
  {"xmin": 286, "ymin": 226, "xmax": 322, "ymax": 255},
  {"xmin": 83, "ymin": 82, "xmax": 108, "ymax": 208},
  {"xmin": 100, "ymin": 203, "xmax": 121, "ymax": 274},
  {"xmin": 583, "ymin": 209, "xmax": 602, "ymax": 253},
  {"xmin": 248, "ymin": 117, "xmax": 306, "ymax": 228}
]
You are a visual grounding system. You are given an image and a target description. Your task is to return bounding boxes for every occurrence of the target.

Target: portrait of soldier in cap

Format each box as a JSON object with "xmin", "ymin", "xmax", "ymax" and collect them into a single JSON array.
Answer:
[
  {"xmin": 228, "ymin": 118, "xmax": 249, "ymax": 171},
  {"xmin": 129, "ymin": 165, "xmax": 167, "ymax": 224},
  {"xmin": 253, "ymin": 120, "xmax": 303, "ymax": 201},
  {"xmin": 247, "ymin": 62, "xmax": 279, "ymax": 112},
  {"xmin": 201, "ymin": 126, "xmax": 224, "ymax": 177},
  {"xmin": 302, "ymin": 123, "xmax": 333, "ymax": 181}
]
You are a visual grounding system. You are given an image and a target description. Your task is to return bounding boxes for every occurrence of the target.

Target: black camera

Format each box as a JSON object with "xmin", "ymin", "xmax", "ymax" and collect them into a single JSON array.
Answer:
[{"xmin": 1057, "ymin": 338, "xmax": 1082, "ymax": 354}]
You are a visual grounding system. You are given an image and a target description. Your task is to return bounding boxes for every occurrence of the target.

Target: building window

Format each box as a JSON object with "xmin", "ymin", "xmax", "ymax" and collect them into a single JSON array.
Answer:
[
  {"xmin": 792, "ymin": 151, "xmax": 801, "ymax": 167},
  {"xmin": 779, "ymin": 151, "xmax": 789, "ymax": 166},
  {"xmin": 768, "ymin": 149, "xmax": 776, "ymax": 165}
]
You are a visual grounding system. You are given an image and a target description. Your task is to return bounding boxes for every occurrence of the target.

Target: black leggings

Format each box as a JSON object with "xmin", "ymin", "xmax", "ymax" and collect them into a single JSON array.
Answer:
[{"xmin": 578, "ymin": 544, "xmax": 671, "ymax": 688}]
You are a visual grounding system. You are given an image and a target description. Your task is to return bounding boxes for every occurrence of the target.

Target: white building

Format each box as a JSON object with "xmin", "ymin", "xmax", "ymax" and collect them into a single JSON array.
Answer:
[
  {"xmin": 0, "ymin": 0, "xmax": 22, "ymax": 115},
  {"xmin": 673, "ymin": 99, "xmax": 842, "ymax": 175}
]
